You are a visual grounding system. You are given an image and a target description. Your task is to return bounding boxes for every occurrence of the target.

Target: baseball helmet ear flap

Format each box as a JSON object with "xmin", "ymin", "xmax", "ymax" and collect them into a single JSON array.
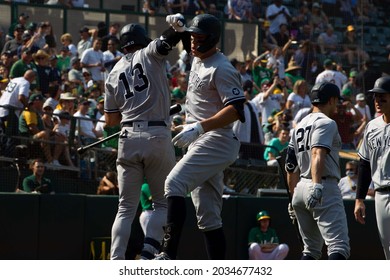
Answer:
[
  {"xmin": 310, "ymin": 82, "xmax": 341, "ymax": 104},
  {"xmin": 120, "ymin": 23, "xmax": 151, "ymax": 50}
]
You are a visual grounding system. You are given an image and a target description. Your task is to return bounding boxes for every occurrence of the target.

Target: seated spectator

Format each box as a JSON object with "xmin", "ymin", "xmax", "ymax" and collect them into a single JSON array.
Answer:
[
  {"xmin": 67, "ymin": 57, "xmax": 84, "ymax": 95},
  {"xmin": 339, "ymin": 0, "xmax": 355, "ymax": 25},
  {"xmin": 248, "ymin": 210, "xmax": 289, "ymax": 260},
  {"xmin": 263, "ymin": 126, "xmax": 289, "ymax": 166},
  {"xmin": 1, "ymin": 50, "xmax": 14, "ymax": 74},
  {"xmin": 101, "ymin": 23, "xmax": 120, "ymax": 52},
  {"xmin": 317, "ymin": 24, "xmax": 339, "ymax": 60},
  {"xmin": 22, "ymin": 158, "xmax": 54, "ymax": 194},
  {"xmin": 56, "ymin": 46, "xmax": 71, "ymax": 73},
  {"xmin": 97, "ymin": 171, "xmax": 118, "ymax": 195},
  {"xmin": 333, "ymin": 99, "xmax": 365, "ymax": 150},
  {"xmin": 342, "ymin": 25, "xmax": 370, "ymax": 66},
  {"xmin": 309, "ymin": 2, "xmax": 328, "ymax": 35},
  {"xmin": 272, "ymin": 23, "xmax": 290, "ymax": 48},
  {"xmin": 53, "ymin": 92, "xmax": 76, "ymax": 116},
  {"xmin": 73, "ymin": 98, "xmax": 99, "ymax": 145},
  {"xmin": 2, "ymin": 24, "xmax": 25, "ymax": 59},
  {"xmin": 338, "ymin": 160, "xmax": 374, "ymax": 199},
  {"xmin": 60, "ymin": 33, "xmax": 77, "ymax": 59},
  {"xmin": 260, "ymin": 20, "xmax": 278, "ymax": 52},
  {"xmin": 294, "ymin": 2, "xmax": 311, "ymax": 31},
  {"xmin": 284, "ymin": 58, "xmax": 304, "ymax": 93},
  {"xmin": 8, "ymin": 12, "xmax": 29, "ymax": 40},
  {"xmin": 77, "ymin": 26, "xmax": 93, "ymax": 58},
  {"xmin": 286, "ymin": 79, "xmax": 311, "ymax": 118},
  {"xmin": 53, "ymin": 111, "xmax": 75, "ymax": 167},
  {"xmin": 341, "ymin": 70, "xmax": 360, "ymax": 102},
  {"xmin": 42, "ymin": 98, "xmax": 57, "ymax": 131},
  {"xmin": 19, "ymin": 93, "xmax": 61, "ymax": 165},
  {"xmin": 227, "ymin": 0, "xmax": 254, "ymax": 22},
  {"xmin": 102, "ymin": 38, "xmax": 123, "ymax": 74}
]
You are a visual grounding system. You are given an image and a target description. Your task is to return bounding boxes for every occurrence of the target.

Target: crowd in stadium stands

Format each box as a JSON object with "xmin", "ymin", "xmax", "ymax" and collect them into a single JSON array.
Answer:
[{"xmin": 0, "ymin": 0, "xmax": 390, "ymax": 171}]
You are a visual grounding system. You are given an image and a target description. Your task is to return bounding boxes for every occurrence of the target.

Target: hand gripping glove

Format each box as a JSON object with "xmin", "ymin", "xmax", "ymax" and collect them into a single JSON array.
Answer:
[
  {"xmin": 172, "ymin": 122, "xmax": 204, "ymax": 148},
  {"xmin": 287, "ymin": 203, "xmax": 296, "ymax": 221},
  {"xmin": 306, "ymin": 183, "xmax": 324, "ymax": 209},
  {"xmin": 166, "ymin": 13, "xmax": 186, "ymax": 32}
]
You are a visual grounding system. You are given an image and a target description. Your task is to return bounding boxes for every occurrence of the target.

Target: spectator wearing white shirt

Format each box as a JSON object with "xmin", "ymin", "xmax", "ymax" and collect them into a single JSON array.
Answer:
[
  {"xmin": 102, "ymin": 38, "xmax": 123, "ymax": 74},
  {"xmin": 315, "ymin": 59, "xmax": 348, "ymax": 91},
  {"xmin": 73, "ymin": 99, "xmax": 98, "ymax": 144},
  {"xmin": 266, "ymin": 0, "xmax": 291, "ymax": 34},
  {"xmin": 354, "ymin": 93, "xmax": 372, "ymax": 122},
  {"xmin": 80, "ymin": 38, "xmax": 105, "ymax": 91},
  {"xmin": 77, "ymin": 26, "xmax": 93, "ymax": 58}
]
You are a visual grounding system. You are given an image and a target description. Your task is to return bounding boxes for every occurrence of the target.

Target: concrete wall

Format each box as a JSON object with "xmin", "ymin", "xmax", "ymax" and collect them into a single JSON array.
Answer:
[{"xmin": 0, "ymin": 193, "xmax": 384, "ymax": 260}]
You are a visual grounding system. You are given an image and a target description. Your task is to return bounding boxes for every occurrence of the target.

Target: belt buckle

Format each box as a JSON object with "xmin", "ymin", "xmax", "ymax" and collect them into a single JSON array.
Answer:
[{"xmin": 133, "ymin": 121, "xmax": 148, "ymax": 132}]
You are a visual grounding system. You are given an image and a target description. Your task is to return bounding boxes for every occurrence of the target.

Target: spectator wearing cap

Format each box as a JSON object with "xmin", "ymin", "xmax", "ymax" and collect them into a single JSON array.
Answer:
[
  {"xmin": 342, "ymin": 25, "xmax": 369, "ymax": 65},
  {"xmin": 101, "ymin": 23, "xmax": 120, "ymax": 52},
  {"xmin": 80, "ymin": 38, "xmax": 105, "ymax": 91},
  {"xmin": 8, "ymin": 12, "xmax": 29, "ymax": 39},
  {"xmin": 102, "ymin": 38, "xmax": 123, "ymax": 73},
  {"xmin": 317, "ymin": 24, "xmax": 338, "ymax": 59},
  {"xmin": 53, "ymin": 92, "xmax": 76, "ymax": 116},
  {"xmin": 73, "ymin": 98, "xmax": 99, "ymax": 144},
  {"xmin": 284, "ymin": 58, "xmax": 304, "ymax": 92},
  {"xmin": 1, "ymin": 51, "xmax": 14, "ymax": 73},
  {"xmin": 341, "ymin": 70, "xmax": 361, "ymax": 102},
  {"xmin": 60, "ymin": 33, "xmax": 77, "ymax": 59},
  {"xmin": 0, "ymin": 69, "xmax": 35, "ymax": 136},
  {"xmin": 56, "ymin": 46, "xmax": 71, "ymax": 73},
  {"xmin": 19, "ymin": 92, "xmax": 60, "ymax": 165},
  {"xmin": 354, "ymin": 93, "xmax": 372, "ymax": 122},
  {"xmin": 252, "ymin": 52, "xmax": 274, "ymax": 91},
  {"xmin": 82, "ymin": 68, "xmax": 94, "ymax": 90},
  {"xmin": 9, "ymin": 48, "xmax": 39, "ymax": 91},
  {"xmin": 48, "ymin": 55, "xmax": 62, "ymax": 88},
  {"xmin": 68, "ymin": 57, "xmax": 84, "ymax": 94},
  {"xmin": 77, "ymin": 26, "xmax": 93, "ymax": 58},
  {"xmin": 42, "ymin": 97, "xmax": 57, "ymax": 131},
  {"xmin": 251, "ymin": 76, "xmax": 286, "ymax": 127},
  {"xmin": 2, "ymin": 24, "xmax": 25, "ymax": 58},
  {"xmin": 315, "ymin": 59, "xmax": 348, "ymax": 91},
  {"xmin": 32, "ymin": 22, "xmax": 50, "ymax": 50}
]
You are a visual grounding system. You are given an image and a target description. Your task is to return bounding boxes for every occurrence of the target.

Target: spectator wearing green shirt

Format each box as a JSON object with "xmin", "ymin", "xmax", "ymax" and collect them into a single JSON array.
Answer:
[
  {"xmin": 139, "ymin": 181, "xmax": 153, "ymax": 236},
  {"xmin": 9, "ymin": 48, "xmax": 38, "ymax": 90},
  {"xmin": 22, "ymin": 158, "xmax": 54, "ymax": 194},
  {"xmin": 248, "ymin": 210, "xmax": 289, "ymax": 260},
  {"xmin": 263, "ymin": 126, "xmax": 289, "ymax": 166}
]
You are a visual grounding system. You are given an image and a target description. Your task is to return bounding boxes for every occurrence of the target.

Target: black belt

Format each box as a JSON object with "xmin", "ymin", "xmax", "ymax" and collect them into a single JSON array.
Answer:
[
  {"xmin": 301, "ymin": 176, "xmax": 328, "ymax": 180},
  {"xmin": 376, "ymin": 186, "xmax": 390, "ymax": 193},
  {"xmin": 121, "ymin": 121, "xmax": 166, "ymax": 128}
]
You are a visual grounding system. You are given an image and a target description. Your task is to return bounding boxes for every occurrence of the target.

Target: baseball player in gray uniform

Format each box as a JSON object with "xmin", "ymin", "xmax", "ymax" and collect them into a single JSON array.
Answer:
[
  {"xmin": 104, "ymin": 23, "xmax": 187, "ymax": 260},
  {"xmin": 285, "ymin": 82, "xmax": 350, "ymax": 259},
  {"xmin": 354, "ymin": 76, "xmax": 390, "ymax": 259},
  {"xmin": 154, "ymin": 13, "xmax": 246, "ymax": 260}
]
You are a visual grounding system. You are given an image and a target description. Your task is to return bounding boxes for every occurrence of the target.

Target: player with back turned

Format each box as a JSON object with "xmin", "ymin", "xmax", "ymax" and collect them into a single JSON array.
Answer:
[
  {"xmin": 154, "ymin": 13, "xmax": 246, "ymax": 260},
  {"xmin": 104, "ymin": 22, "xmax": 189, "ymax": 260},
  {"xmin": 354, "ymin": 76, "xmax": 390, "ymax": 259},
  {"xmin": 285, "ymin": 82, "xmax": 350, "ymax": 259}
]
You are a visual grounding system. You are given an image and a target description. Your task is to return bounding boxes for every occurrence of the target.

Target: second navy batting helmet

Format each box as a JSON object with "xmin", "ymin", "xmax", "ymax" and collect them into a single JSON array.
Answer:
[
  {"xmin": 256, "ymin": 210, "xmax": 271, "ymax": 221},
  {"xmin": 119, "ymin": 23, "xmax": 151, "ymax": 50},
  {"xmin": 186, "ymin": 13, "xmax": 221, "ymax": 53},
  {"xmin": 368, "ymin": 76, "xmax": 390, "ymax": 94},
  {"xmin": 310, "ymin": 82, "xmax": 341, "ymax": 104}
]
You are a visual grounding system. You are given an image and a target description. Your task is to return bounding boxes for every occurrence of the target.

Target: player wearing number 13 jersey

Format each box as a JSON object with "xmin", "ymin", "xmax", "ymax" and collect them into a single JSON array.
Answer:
[
  {"xmin": 285, "ymin": 82, "xmax": 350, "ymax": 259},
  {"xmin": 104, "ymin": 23, "xmax": 187, "ymax": 260}
]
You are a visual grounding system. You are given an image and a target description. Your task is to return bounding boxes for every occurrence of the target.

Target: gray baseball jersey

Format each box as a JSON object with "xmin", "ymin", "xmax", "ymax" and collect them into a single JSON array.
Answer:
[
  {"xmin": 185, "ymin": 52, "xmax": 245, "ymax": 126},
  {"xmin": 289, "ymin": 112, "xmax": 341, "ymax": 180},
  {"xmin": 105, "ymin": 40, "xmax": 171, "ymax": 124},
  {"xmin": 105, "ymin": 39, "xmax": 176, "ymax": 260},
  {"xmin": 358, "ymin": 115, "xmax": 390, "ymax": 259},
  {"xmin": 288, "ymin": 112, "xmax": 350, "ymax": 259},
  {"xmin": 165, "ymin": 51, "xmax": 245, "ymax": 230}
]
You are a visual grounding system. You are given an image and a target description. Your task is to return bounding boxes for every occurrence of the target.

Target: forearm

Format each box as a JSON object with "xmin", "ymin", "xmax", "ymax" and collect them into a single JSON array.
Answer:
[
  {"xmin": 311, "ymin": 147, "xmax": 326, "ymax": 183},
  {"xmin": 287, "ymin": 171, "xmax": 299, "ymax": 196},
  {"xmin": 200, "ymin": 105, "xmax": 239, "ymax": 132}
]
